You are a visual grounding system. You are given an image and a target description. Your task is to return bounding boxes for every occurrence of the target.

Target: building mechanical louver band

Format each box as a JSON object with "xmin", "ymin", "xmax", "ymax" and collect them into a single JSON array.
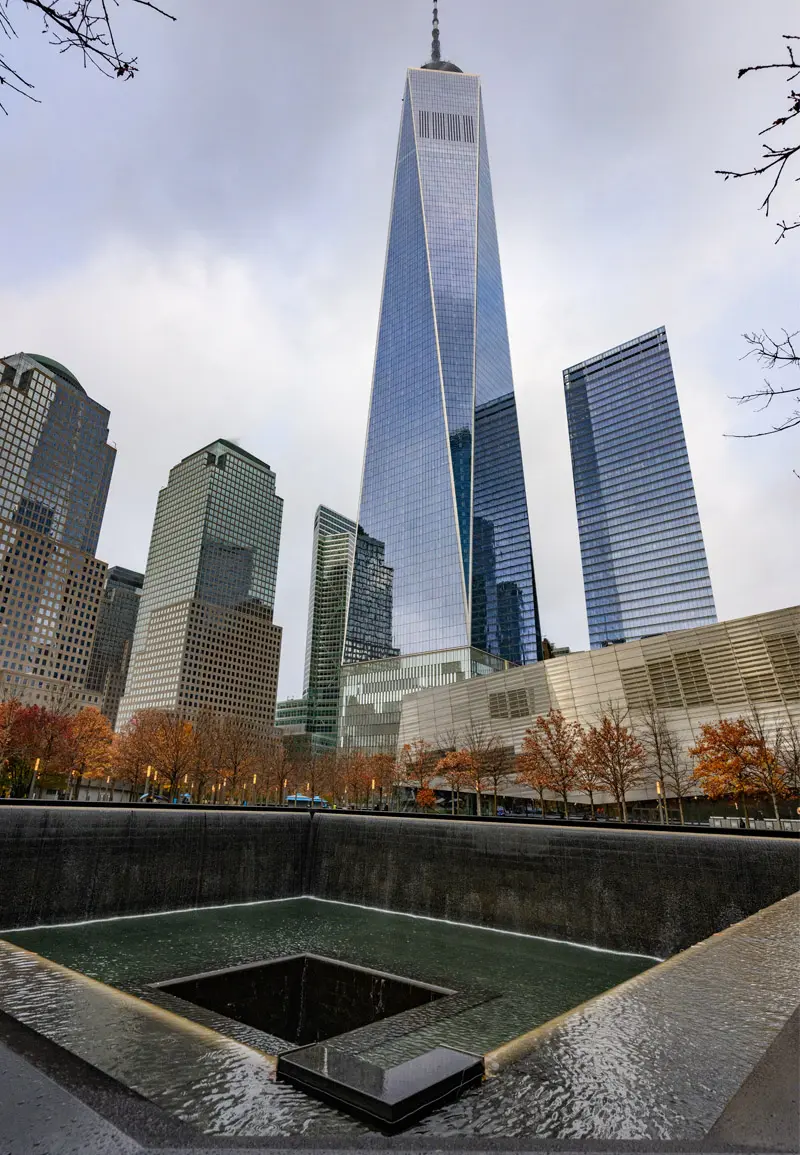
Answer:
[{"xmin": 345, "ymin": 48, "xmax": 542, "ymax": 668}]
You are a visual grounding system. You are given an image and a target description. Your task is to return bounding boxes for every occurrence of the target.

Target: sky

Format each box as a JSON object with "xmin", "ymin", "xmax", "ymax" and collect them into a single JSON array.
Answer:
[{"xmin": 2, "ymin": 0, "xmax": 797, "ymax": 699}]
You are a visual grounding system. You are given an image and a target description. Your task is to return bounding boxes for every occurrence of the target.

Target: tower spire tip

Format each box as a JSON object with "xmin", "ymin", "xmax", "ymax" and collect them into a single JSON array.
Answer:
[{"xmin": 431, "ymin": 3, "xmax": 441, "ymax": 63}]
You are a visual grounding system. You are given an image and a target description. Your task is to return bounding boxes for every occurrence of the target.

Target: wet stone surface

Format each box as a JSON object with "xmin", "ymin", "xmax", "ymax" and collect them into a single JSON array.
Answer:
[{"xmin": 1, "ymin": 894, "xmax": 797, "ymax": 1139}]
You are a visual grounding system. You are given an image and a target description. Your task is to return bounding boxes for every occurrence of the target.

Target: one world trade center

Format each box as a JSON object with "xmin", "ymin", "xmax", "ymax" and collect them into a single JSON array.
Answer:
[{"xmin": 341, "ymin": 8, "xmax": 541, "ymax": 751}]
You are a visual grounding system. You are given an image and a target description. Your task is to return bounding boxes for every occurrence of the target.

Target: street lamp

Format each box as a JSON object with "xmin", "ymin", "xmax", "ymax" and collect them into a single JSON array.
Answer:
[
  {"xmin": 656, "ymin": 779, "xmax": 666, "ymax": 825},
  {"xmin": 27, "ymin": 757, "xmax": 41, "ymax": 800}
]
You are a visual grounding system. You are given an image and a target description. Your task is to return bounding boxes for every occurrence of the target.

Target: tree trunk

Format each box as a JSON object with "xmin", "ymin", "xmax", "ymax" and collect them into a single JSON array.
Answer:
[
  {"xmin": 659, "ymin": 779, "xmax": 667, "ymax": 824},
  {"xmin": 588, "ymin": 789, "xmax": 595, "ymax": 819},
  {"xmin": 619, "ymin": 793, "xmax": 627, "ymax": 822},
  {"xmin": 72, "ymin": 771, "xmax": 83, "ymax": 801},
  {"xmin": 741, "ymin": 795, "xmax": 750, "ymax": 829},
  {"xmin": 493, "ymin": 786, "xmax": 498, "ymax": 815},
  {"xmin": 475, "ymin": 787, "xmax": 482, "ymax": 817},
  {"xmin": 538, "ymin": 788, "xmax": 545, "ymax": 817},
  {"xmin": 677, "ymin": 794, "xmax": 685, "ymax": 825},
  {"xmin": 562, "ymin": 792, "xmax": 569, "ymax": 819},
  {"xmin": 770, "ymin": 792, "xmax": 780, "ymax": 820}
]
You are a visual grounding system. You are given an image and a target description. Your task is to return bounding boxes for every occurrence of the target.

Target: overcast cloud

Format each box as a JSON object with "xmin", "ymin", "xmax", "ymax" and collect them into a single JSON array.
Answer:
[{"xmin": 2, "ymin": 0, "xmax": 797, "ymax": 698}]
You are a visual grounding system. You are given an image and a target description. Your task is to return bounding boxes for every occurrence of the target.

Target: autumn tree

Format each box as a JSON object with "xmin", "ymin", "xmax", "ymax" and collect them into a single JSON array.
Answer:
[
  {"xmin": 191, "ymin": 708, "xmax": 220, "ymax": 802},
  {"xmin": 580, "ymin": 703, "xmax": 646, "ymax": 822},
  {"xmin": 462, "ymin": 724, "xmax": 507, "ymax": 817},
  {"xmin": 366, "ymin": 752, "xmax": 397, "ymax": 809},
  {"xmin": 525, "ymin": 711, "xmax": 582, "ymax": 818},
  {"xmin": 67, "ymin": 707, "xmax": 114, "ymax": 798},
  {"xmin": 0, "ymin": 697, "xmax": 24, "ymax": 794},
  {"xmin": 340, "ymin": 749, "xmax": 372, "ymax": 808},
  {"xmin": 315, "ymin": 750, "xmax": 341, "ymax": 807},
  {"xmin": 415, "ymin": 787, "xmax": 438, "ymax": 811},
  {"xmin": 114, "ymin": 710, "xmax": 161, "ymax": 798},
  {"xmin": 144, "ymin": 710, "xmax": 194, "ymax": 797},
  {"xmin": 9, "ymin": 704, "xmax": 72, "ymax": 794},
  {"xmin": 291, "ymin": 744, "xmax": 322, "ymax": 804},
  {"xmin": 0, "ymin": 0, "xmax": 176, "ymax": 113},
  {"xmin": 573, "ymin": 741, "xmax": 604, "ymax": 819},
  {"xmin": 216, "ymin": 714, "xmax": 263, "ymax": 802},
  {"xmin": 515, "ymin": 731, "xmax": 551, "ymax": 817},
  {"xmin": 399, "ymin": 739, "xmax": 437, "ymax": 797},
  {"xmin": 258, "ymin": 735, "xmax": 290, "ymax": 804},
  {"xmin": 690, "ymin": 718, "xmax": 760, "ymax": 826},
  {"xmin": 435, "ymin": 748, "xmax": 473, "ymax": 815}
]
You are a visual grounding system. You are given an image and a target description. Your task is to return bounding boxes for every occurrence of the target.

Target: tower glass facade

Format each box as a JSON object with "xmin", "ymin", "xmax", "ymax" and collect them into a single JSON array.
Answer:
[
  {"xmin": 340, "ymin": 59, "xmax": 537, "ymax": 751},
  {"xmin": 0, "ymin": 354, "xmax": 114, "ymax": 555},
  {"xmin": 0, "ymin": 353, "xmax": 112, "ymax": 710},
  {"xmin": 564, "ymin": 327, "xmax": 717, "ymax": 649},
  {"xmin": 303, "ymin": 506, "xmax": 356, "ymax": 749},
  {"xmin": 85, "ymin": 566, "xmax": 144, "ymax": 729},
  {"xmin": 117, "ymin": 440, "xmax": 283, "ymax": 728},
  {"xmin": 345, "ymin": 64, "xmax": 540, "ymax": 667}
]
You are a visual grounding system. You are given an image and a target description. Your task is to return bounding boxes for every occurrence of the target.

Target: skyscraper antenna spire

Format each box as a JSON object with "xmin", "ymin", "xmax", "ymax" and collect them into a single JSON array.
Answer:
[{"xmin": 431, "ymin": 3, "xmax": 441, "ymax": 63}]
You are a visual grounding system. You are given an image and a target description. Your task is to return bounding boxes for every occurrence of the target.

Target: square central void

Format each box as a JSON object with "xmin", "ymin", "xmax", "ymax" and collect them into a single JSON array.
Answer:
[{"xmin": 154, "ymin": 953, "xmax": 451, "ymax": 1045}]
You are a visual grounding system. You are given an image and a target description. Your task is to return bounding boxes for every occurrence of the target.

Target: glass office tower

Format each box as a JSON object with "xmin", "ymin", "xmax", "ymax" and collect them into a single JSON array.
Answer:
[
  {"xmin": 340, "ymin": 37, "xmax": 539, "ymax": 751},
  {"xmin": 85, "ymin": 566, "xmax": 144, "ymax": 728},
  {"xmin": 0, "ymin": 353, "xmax": 113, "ymax": 710},
  {"xmin": 0, "ymin": 354, "xmax": 114, "ymax": 554},
  {"xmin": 303, "ymin": 506, "xmax": 357, "ymax": 749},
  {"xmin": 564, "ymin": 326, "xmax": 717, "ymax": 649},
  {"xmin": 117, "ymin": 440, "xmax": 283, "ymax": 728}
]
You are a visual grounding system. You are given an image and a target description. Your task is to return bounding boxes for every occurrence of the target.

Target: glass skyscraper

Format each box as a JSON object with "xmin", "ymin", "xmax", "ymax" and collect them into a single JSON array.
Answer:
[
  {"xmin": 564, "ymin": 326, "xmax": 717, "ymax": 649},
  {"xmin": 277, "ymin": 506, "xmax": 357, "ymax": 752},
  {"xmin": 303, "ymin": 506, "xmax": 356, "ymax": 748},
  {"xmin": 0, "ymin": 353, "xmax": 112, "ymax": 710},
  {"xmin": 85, "ymin": 566, "xmax": 144, "ymax": 729},
  {"xmin": 117, "ymin": 440, "xmax": 283, "ymax": 728},
  {"xmin": 340, "ymin": 28, "xmax": 539, "ymax": 751},
  {"xmin": 0, "ymin": 354, "xmax": 114, "ymax": 554}
]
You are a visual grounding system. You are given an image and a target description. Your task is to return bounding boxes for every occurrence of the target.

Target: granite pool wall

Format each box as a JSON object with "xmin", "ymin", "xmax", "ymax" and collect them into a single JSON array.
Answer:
[{"xmin": 1, "ymin": 806, "xmax": 797, "ymax": 955}]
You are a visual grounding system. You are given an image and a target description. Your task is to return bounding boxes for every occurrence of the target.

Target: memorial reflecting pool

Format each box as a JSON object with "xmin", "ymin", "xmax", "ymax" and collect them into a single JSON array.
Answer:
[{"xmin": 1, "ymin": 897, "xmax": 654, "ymax": 1135}]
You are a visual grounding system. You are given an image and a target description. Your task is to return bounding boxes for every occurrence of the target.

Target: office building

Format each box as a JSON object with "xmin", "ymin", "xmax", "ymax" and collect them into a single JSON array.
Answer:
[
  {"xmin": 304, "ymin": 506, "xmax": 356, "ymax": 749},
  {"xmin": 85, "ymin": 566, "xmax": 144, "ymax": 729},
  {"xmin": 399, "ymin": 605, "xmax": 800, "ymax": 806},
  {"xmin": 0, "ymin": 354, "xmax": 113, "ymax": 709},
  {"xmin": 564, "ymin": 327, "xmax": 717, "ymax": 649},
  {"xmin": 117, "ymin": 440, "xmax": 283, "ymax": 728},
  {"xmin": 340, "ymin": 15, "xmax": 540, "ymax": 751},
  {"xmin": 274, "ymin": 507, "xmax": 356, "ymax": 752}
]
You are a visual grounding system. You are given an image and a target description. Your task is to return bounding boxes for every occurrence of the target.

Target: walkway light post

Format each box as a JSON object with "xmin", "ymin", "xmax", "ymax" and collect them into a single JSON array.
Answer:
[{"xmin": 27, "ymin": 757, "xmax": 41, "ymax": 800}]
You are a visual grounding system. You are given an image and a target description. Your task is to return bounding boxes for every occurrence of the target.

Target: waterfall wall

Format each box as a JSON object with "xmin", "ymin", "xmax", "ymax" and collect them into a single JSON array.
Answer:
[
  {"xmin": 0, "ymin": 806, "xmax": 308, "ymax": 930},
  {"xmin": 1, "ymin": 807, "xmax": 797, "ymax": 955},
  {"xmin": 308, "ymin": 814, "xmax": 800, "ymax": 956}
]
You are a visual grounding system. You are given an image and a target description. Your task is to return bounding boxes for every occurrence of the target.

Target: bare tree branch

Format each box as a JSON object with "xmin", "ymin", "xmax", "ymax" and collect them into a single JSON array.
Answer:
[
  {"xmin": 726, "ymin": 329, "xmax": 800, "ymax": 441},
  {"xmin": 716, "ymin": 34, "xmax": 799, "ymax": 241},
  {"xmin": 0, "ymin": 0, "xmax": 175, "ymax": 112}
]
